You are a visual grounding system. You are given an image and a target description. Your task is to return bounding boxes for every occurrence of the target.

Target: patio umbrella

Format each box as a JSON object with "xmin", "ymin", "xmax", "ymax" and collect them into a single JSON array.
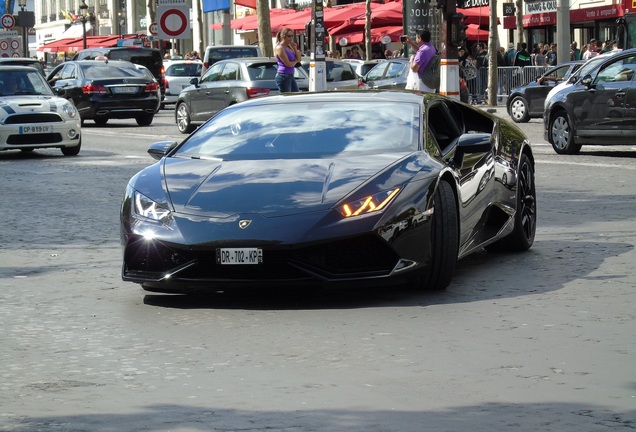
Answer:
[
  {"xmin": 333, "ymin": 25, "xmax": 403, "ymax": 45},
  {"xmin": 466, "ymin": 23, "xmax": 488, "ymax": 41}
]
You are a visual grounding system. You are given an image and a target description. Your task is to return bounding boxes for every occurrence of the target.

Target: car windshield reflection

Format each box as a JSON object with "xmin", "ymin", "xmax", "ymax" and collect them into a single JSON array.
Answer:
[{"xmin": 175, "ymin": 101, "xmax": 420, "ymax": 160}]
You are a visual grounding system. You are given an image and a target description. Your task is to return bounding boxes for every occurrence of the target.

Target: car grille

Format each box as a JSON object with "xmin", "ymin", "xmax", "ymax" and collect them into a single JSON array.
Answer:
[
  {"xmin": 4, "ymin": 113, "xmax": 64, "ymax": 124},
  {"xmin": 7, "ymin": 133, "xmax": 64, "ymax": 144},
  {"xmin": 124, "ymin": 234, "xmax": 399, "ymax": 282}
]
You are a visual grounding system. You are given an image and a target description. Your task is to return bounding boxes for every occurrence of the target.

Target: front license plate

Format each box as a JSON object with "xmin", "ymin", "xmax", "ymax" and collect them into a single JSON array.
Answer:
[
  {"xmin": 217, "ymin": 248, "xmax": 263, "ymax": 265},
  {"xmin": 112, "ymin": 86, "xmax": 139, "ymax": 94},
  {"xmin": 20, "ymin": 125, "xmax": 53, "ymax": 134}
]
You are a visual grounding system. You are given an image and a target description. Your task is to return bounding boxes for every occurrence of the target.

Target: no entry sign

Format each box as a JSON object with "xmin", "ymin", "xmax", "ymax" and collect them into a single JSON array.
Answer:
[{"xmin": 157, "ymin": 6, "xmax": 190, "ymax": 39}]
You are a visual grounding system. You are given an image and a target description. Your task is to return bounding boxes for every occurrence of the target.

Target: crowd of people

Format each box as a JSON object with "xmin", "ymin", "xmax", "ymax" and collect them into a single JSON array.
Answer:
[{"xmin": 454, "ymin": 37, "xmax": 624, "ymax": 103}]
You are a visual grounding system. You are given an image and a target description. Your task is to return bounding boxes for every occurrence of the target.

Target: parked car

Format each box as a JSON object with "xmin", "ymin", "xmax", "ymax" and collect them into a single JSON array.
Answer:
[
  {"xmin": 175, "ymin": 57, "xmax": 309, "ymax": 134},
  {"xmin": 544, "ymin": 48, "xmax": 636, "ymax": 154},
  {"xmin": 162, "ymin": 60, "xmax": 203, "ymax": 109},
  {"xmin": 201, "ymin": 45, "xmax": 262, "ymax": 75},
  {"xmin": 120, "ymin": 90, "xmax": 536, "ymax": 294},
  {"xmin": 299, "ymin": 58, "xmax": 359, "ymax": 90},
  {"xmin": 359, "ymin": 58, "xmax": 410, "ymax": 89},
  {"xmin": 506, "ymin": 61, "xmax": 584, "ymax": 123},
  {"xmin": 47, "ymin": 59, "xmax": 161, "ymax": 126},
  {"xmin": 73, "ymin": 46, "xmax": 165, "ymax": 96},
  {"xmin": 341, "ymin": 58, "xmax": 383, "ymax": 78},
  {"xmin": 0, "ymin": 57, "xmax": 46, "ymax": 76},
  {"xmin": 0, "ymin": 66, "xmax": 81, "ymax": 156}
]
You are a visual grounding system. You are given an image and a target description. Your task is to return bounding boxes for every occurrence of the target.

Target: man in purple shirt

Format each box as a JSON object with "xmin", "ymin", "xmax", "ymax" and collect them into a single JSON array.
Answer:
[{"xmin": 404, "ymin": 30, "xmax": 437, "ymax": 92}]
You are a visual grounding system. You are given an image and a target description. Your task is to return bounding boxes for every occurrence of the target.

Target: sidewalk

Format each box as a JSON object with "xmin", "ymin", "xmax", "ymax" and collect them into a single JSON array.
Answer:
[{"xmin": 476, "ymin": 103, "xmax": 507, "ymax": 119}]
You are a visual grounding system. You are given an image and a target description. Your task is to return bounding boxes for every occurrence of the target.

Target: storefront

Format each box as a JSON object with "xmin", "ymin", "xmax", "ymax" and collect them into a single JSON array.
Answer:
[{"xmin": 503, "ymin": 1, "xmax": 625, "ymax": 49}]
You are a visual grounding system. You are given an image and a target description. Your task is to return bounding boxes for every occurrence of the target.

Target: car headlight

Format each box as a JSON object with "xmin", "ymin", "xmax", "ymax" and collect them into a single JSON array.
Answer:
[
  {"xmin": 61, "ymin": 102, "xmax": 78, "ymax": 118},
  {"xmin": 339, "ymin": 188, "xmax": 400, "ymax": 218},
  {"xmin": 133, "ymin": 191, "xmax": 172, "ymax": 224}
]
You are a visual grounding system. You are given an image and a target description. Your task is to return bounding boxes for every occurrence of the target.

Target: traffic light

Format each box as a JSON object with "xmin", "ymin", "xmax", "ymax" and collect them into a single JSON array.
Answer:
[{"xmin": 450, "ymin": 13, "xmax": 467, "ymax": 47}]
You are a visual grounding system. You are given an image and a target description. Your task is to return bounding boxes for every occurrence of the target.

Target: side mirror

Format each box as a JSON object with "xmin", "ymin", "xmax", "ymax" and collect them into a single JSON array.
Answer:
[
  {"xmin": 148, "ymin": 141, "xmax": 178, "ymax": 160},
  {"xmin": 453, "ymin": 133, "xmax": 493, "ymax": 166},
  {"xmin": 581, "ymin": 74, "xmax": 593, "ymax": 88},
  {"xmin": 190, "ymin": 77, "xmax": 200, "ymax": 87}
]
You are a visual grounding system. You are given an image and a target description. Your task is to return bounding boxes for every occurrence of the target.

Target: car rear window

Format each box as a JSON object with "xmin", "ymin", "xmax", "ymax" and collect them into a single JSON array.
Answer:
[
  {"xmin": 326, "ymin": 62, "xmax": 356, "ymax": 82},
  {"xmin": 166, "ymin": 63, "xmax": 202, "ymax": 76},
  {"xmin": 106, "ymin": 49, "xmax": 163, "ymax": 79},
  {"xmin": 247, "ymin": 63, "xmax": 278, "ymax": 80},
  {"xmin": 208, "ymin": 48, "xmax": 259, "ymax": 63},
  {"xmin": 80, "ymin": 64, "xmax": 144, "ymax": 79}
]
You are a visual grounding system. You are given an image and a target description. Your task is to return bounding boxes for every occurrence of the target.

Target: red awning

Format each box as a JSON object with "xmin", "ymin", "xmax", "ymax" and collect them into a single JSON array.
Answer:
[
  {"xmin": 37, "ymin": 34, "xmax": 142, "ymax": 53},
  {"xmin": 457, "ymin": 7, "xmax": 499, "ymax": 26},
  {"xmin": 466, "ymin": 23, "xmax": 488, "ymax": 41},
  {"xmin": 37, "ymin": 37, "xmax": 83, "ymax": 53}
]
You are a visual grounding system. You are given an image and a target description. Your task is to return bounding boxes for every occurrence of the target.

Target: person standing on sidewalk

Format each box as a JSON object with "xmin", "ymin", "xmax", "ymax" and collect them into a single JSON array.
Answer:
[
  {"xmin": 274, "ymin": 28, "xmax": 302, "ymax": 93},
  {"xmin": 403, "ymin": 30, "xmax": 437, "ymax": 92}
]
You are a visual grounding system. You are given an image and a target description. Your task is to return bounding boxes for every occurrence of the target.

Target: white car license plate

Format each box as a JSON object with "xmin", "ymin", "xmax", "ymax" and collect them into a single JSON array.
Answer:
[
  {"xmin": 112, "ymin": 86, "xmax": 139, "ymax": 94},
  {"xmin": 20, "ymin": 125, "xmax": 53, "ymax": 134},
  {"xmin": 217, "ymin": 248, "xmax": 263, "ymax": 265}
]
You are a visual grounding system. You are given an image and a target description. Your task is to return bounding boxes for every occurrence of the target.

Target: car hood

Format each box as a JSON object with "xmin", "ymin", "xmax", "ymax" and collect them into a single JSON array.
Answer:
[
  {"xmin": 156, "ymin": 154, "xmax": 423, "ymax": 217},
  {"xmin": 0, "ymin": 95, "xmax": 69, "ymax": 114}
]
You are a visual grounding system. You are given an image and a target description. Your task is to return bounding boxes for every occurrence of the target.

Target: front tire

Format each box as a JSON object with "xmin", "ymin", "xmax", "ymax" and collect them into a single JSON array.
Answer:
[
  {"xmin": 549, "ymin": 110, "xmax": 582, "ymax": 154},
  {"xmin": 176, "ymin": 102, "xmax": 195, "ymax": 134},
  {"xmin": 508, "ymin": 96, "xmax": 530, "ymax": 123},
  {"xmin": 94, "ymin": 117, "xmax": 108, "ymax": 125},
  {"xmin": 486, "ymin": 153, "xmax": 536, "ymax": 252},
  {"xmin": 61, "ymin": 138, "xmax": 81, "ymax": 156},
  {"xmin": 423, "ymin": 180, "xmax": 458, "ymax": 290}
]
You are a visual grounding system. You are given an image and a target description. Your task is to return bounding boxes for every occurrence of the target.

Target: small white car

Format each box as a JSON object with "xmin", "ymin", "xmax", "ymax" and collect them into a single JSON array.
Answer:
[
  {"xmin": 0, "ymin": 66, "xmax": 81, "ymax": 156},
  {"xmin": 163, "ymin": 60, "xmax": 203, "ymax": 108}
]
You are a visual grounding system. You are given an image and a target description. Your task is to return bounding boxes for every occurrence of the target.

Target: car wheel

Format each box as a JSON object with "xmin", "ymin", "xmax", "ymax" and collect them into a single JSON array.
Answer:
[
  {"xmin": 160, "ymin": 103, "xmax": 166, "ymax": 110},
  {"xmin": 94, "ymin": 117, "xmax": 108, "ymax": 125},
  {"xmin": 20, "ymin": 148, "xmax": 34, "ymax": 153},
  {"xmin": 486, "ymin": 153, "xmax": 536, "ymax": 252},
  {"xmin": 176, "ymin": 102, "xmax": 195, "ymax": 134},
  {"xmin": 136, "ymin": 115, "xmax": 154, "ymax": 126},
  {"xmin": 423, "ymin": 180, "xmax": 458, "ymax": 290},
  {"xmin": 549, "ymin": 110, "xmax": 582, "ymax": 154},
  {"xmin": 508, "ymin": 96, "xmax": 530, "ymax": 123},
  {"xmin": 61, "ymin": 138, "xmax": 81, "ymax": 156}
]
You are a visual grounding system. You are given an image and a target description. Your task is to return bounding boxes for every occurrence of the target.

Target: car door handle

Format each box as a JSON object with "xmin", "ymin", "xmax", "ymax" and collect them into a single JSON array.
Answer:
[{"xmin": 615, "ymin": 90, "xmax": 626, "ymax": 99}]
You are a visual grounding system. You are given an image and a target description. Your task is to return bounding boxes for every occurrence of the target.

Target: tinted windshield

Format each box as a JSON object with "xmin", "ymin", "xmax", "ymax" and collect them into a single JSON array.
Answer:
[
  {"xmin": 0, "ymin": 69, "xmax": 53, "ymax": 96},
  {"xmin": 174, "ymin": 101, "xmax": 420, "ymax": 159}
]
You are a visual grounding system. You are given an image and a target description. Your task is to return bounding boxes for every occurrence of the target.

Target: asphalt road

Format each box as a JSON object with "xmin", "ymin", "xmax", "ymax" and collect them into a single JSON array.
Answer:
[{"xmin": 1, "ymin": 108, "xmax": 634, "ymax": 432}]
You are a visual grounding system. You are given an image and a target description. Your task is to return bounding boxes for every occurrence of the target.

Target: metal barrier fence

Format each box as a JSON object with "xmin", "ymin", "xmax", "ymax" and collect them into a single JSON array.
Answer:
[{"xmin": 462, "ymin": 65, "xmax": 551, "ymax": 104}]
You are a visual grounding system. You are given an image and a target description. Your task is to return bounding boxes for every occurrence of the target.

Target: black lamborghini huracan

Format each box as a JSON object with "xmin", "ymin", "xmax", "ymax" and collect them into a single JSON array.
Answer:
[{"xmin": 120, "ymin": 91, "xmax": 536, "ymax": 294}]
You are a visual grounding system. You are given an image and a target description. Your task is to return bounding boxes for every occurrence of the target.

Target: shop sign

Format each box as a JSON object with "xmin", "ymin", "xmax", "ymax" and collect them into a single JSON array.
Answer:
[
  {"xmin": 460, "ymin": 0, "xmax": 489, "ymax": 8},
  {"xmin": 525, "ymin": 0, "xmax": 557, "ymax": 14}
]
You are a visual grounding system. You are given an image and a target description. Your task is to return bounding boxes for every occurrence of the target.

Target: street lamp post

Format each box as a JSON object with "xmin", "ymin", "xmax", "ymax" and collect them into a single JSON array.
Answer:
[{"xmin": 79, "ymin": 0, "xmax": 89, "ymax": 49}]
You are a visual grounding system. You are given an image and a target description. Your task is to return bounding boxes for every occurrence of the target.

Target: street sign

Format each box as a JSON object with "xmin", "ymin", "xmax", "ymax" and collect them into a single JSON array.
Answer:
[
  {"xmin": 157, "ymin": 6, "xmax": 190, "ymax": 39},
  {"xmin": 149, "ymin": 22, "xmax": 158, "ymax": 35},
  {"xmin": 1, "ymin": 13, "xmax": 15, "ymax": 29},
  {"xmin": 0, "ymin": 31, "xmax": 21, "ymax": 58}
]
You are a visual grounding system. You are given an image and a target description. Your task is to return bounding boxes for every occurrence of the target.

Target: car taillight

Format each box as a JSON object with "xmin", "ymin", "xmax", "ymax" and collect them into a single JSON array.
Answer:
[
  {"xmin": 247, "ymin": 88, "xmax": 271, "ymax": 98},
  {"xmin": 145, "ymin": 82, "xmax": 159, "ymax": 92},
  {"xmin": 160, "ymin": 66, "xmax": 165, "ymax": 93},
  {"xmin": 164, "ymin": 79, "xmax": 169, "ymax": 89},
  {"xmin": 82, "ymin": 83, "xmax": 107, "ymax": 94}
]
